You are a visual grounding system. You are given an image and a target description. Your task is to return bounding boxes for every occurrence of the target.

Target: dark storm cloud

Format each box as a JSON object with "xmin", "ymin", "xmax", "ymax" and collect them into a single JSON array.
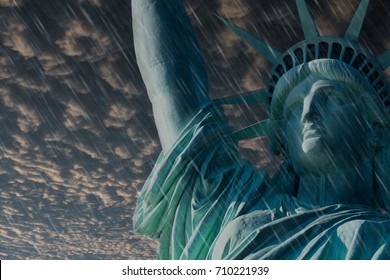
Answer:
[{"xmin": 0, "ymin": 0, "xmax": 389, "ymax": 259}]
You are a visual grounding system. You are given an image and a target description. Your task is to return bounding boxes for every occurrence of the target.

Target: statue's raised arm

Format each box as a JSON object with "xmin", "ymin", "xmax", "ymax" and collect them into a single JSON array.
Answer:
[{"xmin": 132, "ymin": 0, "xmax": 211, "ymax": 153}]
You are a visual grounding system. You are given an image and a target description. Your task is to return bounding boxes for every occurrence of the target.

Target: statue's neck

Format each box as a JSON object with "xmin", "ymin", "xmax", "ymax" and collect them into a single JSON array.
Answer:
[{"xmin": 296, "ymin": 160, "xmax": 375, "ymax": 208}]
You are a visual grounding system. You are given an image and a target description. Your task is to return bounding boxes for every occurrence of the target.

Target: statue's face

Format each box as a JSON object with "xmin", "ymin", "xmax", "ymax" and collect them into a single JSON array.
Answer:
[{"xmin": 283, "ymin": 75, "xmax": 371, "ymax": 175}]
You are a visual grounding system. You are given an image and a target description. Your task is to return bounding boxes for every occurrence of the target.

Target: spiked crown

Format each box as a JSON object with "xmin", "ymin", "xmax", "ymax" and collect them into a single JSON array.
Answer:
[{"xmin": 214, "ymin": 0, "xmax": 390, "ymax": 141}]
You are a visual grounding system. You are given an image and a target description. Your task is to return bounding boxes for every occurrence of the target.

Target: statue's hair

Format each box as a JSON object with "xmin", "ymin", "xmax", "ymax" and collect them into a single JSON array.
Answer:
[{"xmin": 270, "ymin": 59, "xmax": 386, "ymax": 124}]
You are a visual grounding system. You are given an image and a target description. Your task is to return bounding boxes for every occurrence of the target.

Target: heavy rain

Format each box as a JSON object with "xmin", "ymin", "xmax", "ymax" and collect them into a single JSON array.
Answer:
[{"xmin": 0, "ymin": 0, "xmax": 389, "ymax": 260}]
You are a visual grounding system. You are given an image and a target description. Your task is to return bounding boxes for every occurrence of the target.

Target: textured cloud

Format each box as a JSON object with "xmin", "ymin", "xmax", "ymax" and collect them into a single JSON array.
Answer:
[
  {"xmin": 56, "ymin": 19, "xmax": 111, "ymax": 62},
  {"xmin": 0, "ymin": 0, "xmax": 23, "ymax": 7},
  {"xmin": 98, "ymin": 60, "xmax": 137, "ymax": 95},
  {"xmin": 103, "ymin": 103, "xmax": 135, "ymax": 128},
  {"xmin": 15, "ymin": 103, "xmax": 41, "ymax": 132},
  {"xmin": 38, "ymin": 52, "xmax": 73, "ymax": 76},
  {"xmin": 2, "ymin": 18, "xmax": 36, "ymax": 57},
  {"xmin": 0, "ymin": 0, "xmax": 389, "ymax": 260}
]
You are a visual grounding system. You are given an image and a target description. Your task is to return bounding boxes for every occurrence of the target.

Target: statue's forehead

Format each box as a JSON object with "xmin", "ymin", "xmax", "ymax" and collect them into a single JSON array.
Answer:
[
  {"xmin": 286, "ymin": 75, "xmax": 349, "ymax": 103},
  {"xmin": 284, "ymin": 75, "xmax": 321, "ymax": 105}
]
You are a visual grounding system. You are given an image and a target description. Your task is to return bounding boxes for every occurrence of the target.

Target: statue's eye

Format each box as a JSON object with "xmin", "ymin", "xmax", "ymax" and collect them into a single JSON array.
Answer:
[
  {"xmin": 317, "ymin": 88, "xmax": 349, "ymax": 106},
  {"xmin": 327, "ymin": 91, "xmax": 349, "ymax": 105},
  {"xmin": 284, "ymin": 100, "xmax": 303, "ymax": 119}
]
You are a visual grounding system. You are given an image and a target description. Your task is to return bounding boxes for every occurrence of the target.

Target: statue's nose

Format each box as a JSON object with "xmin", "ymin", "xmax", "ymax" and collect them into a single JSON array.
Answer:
[{"xmin": 301, "ymin": 94, "xmax": 321, "ymax": 124}]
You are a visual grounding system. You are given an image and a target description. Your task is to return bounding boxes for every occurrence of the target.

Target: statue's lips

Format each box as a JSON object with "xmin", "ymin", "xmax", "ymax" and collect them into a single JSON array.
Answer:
[{"xmin": 302, "ymin": 124, "xmax": 323, "ymax": 140}]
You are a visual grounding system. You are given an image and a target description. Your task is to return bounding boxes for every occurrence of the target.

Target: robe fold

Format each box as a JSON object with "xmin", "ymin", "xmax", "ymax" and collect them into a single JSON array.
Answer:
[{"xmin": 133, "ymin": 106, "xmax": 390, "ymax": 259}]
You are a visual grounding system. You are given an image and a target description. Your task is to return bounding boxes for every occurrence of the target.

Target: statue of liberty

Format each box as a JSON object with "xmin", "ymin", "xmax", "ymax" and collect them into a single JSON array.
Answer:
[{"xmin": 132, "ymin": 0, "xmax": 390, "ymax": 259}]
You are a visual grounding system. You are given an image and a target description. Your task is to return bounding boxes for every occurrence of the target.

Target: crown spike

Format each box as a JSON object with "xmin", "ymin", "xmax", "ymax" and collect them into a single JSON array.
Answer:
[
  {"xmin": 296, "ymin": 0, "xmax": 319, "ymax": 39},
  {"xmin": 214, "ymin": 89, "xmax": 269, "ymax": 105},
  {"xmin": 377, "ymin": 50, "xmax": 390, "ymax": 69},
  {"xmin": 215, "ymin": 14, "xmax": 282, "ymax": 64},
  {"xmin": 345, "ymin": 0, "xmax": 370, "ymax": 40},
  {"xmin": 234, "ymin": 119, "xmax": 271, "ymax": 141}
]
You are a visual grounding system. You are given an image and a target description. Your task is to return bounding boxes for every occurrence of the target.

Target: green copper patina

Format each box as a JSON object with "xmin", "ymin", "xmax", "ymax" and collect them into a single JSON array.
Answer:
[{"xmin": 132, "ymin": 0, "xmax": 390, "ymax": 259}]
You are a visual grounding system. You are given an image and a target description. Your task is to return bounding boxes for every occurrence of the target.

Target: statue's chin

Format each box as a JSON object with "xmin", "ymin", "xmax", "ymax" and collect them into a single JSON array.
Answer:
[
  {"xmin": 300, "ymin": 138, "xmax": 334, "ymax": 173},
  {"xmin": 302, "ymin": 137, "xmax": 323, "ymax": 155}
]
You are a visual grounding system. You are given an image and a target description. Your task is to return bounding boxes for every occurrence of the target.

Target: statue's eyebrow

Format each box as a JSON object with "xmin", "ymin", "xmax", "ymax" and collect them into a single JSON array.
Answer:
[
  {"xmin": 283, "ymin": 90, "xmax": 305, "ymax": 117},
  {"xmin": 310, "ymin": 82, "xmax": 354, "ymax": 100}
]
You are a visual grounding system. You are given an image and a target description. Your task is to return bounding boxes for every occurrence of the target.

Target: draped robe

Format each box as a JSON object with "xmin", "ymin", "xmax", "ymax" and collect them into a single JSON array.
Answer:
[{"xmin": 133, "ymin": 106, "xmax": 390, "ymax": 259}]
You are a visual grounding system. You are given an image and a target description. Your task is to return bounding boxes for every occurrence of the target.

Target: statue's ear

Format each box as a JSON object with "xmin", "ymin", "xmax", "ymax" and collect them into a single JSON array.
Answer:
[{"xmin": 368, "ymin": 123, "xmax": 390, "ymax": 149}]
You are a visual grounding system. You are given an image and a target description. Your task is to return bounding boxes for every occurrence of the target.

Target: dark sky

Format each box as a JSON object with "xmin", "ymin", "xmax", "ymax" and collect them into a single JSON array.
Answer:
[{"xmin": 1, "ymin": 0, "xmax": 389, "ymax": 259}]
